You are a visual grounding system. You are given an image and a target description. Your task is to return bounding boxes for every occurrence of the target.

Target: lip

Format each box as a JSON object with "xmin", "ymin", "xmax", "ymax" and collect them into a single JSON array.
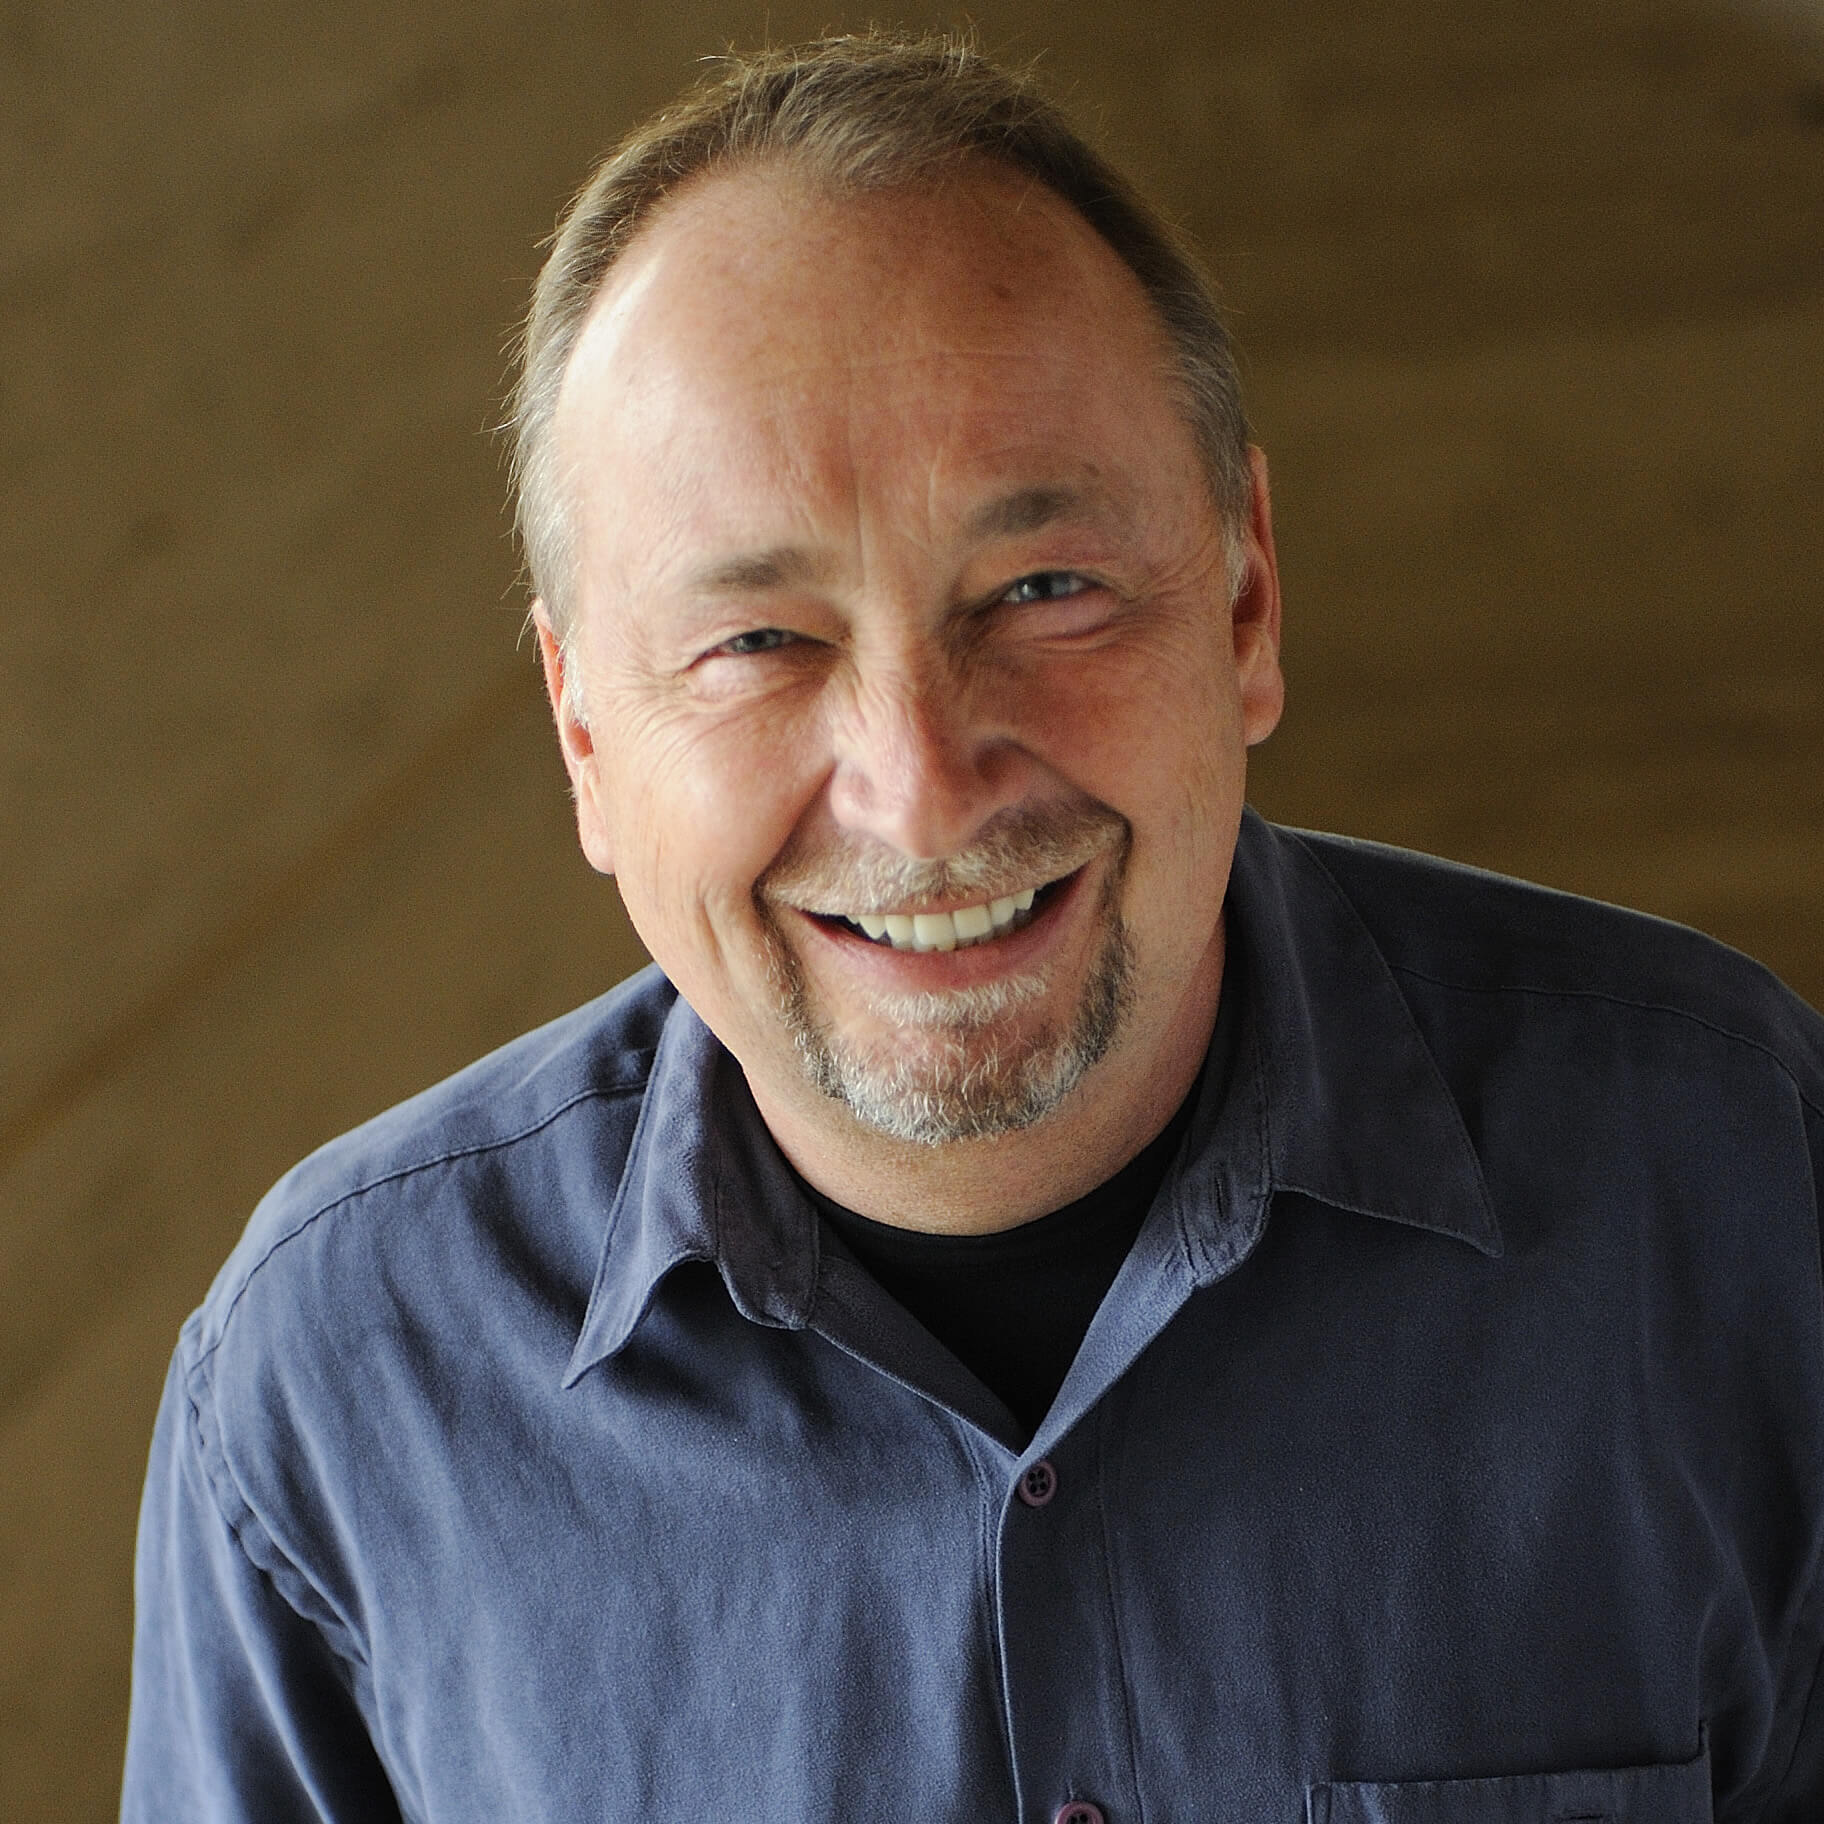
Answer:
[{"xmin": 776, "ymin": 859, "xmax": 1102, "ymax": 990}]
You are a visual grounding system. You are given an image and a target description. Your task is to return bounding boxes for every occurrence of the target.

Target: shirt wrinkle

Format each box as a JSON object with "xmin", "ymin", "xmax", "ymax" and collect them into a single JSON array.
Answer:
[{"xmin": 185, "ymin": 1365, "xmax": 371, "ymax": 1674}]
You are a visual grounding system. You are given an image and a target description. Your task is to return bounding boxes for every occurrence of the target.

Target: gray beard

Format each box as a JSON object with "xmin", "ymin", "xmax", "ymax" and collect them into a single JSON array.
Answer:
[{"xmin": 761, "ymin": 859, "xmax": 1136, "ymax": 1146}]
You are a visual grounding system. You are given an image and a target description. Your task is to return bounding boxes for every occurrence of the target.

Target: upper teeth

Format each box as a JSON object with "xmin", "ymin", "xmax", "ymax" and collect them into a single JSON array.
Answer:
[{"xmin": 852, "ymin": 888, "xmax": 1036, "ymax": 952}]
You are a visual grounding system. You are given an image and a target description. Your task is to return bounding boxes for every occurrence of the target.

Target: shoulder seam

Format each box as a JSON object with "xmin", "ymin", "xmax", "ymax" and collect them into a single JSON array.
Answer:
[
  {"xmin": 1387, "ymin": 963, "xmax": 1824, "ymax": 1124},
  {"xmin": 191, "ymin": 1072, "xmax": 651, "ymax": 1376}
]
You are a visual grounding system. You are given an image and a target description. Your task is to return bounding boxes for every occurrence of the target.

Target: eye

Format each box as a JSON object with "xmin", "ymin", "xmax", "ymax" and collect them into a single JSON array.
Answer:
[
  {"xmin": 1000, "ymin": 571, "xmax": 1090, "ymax": 606},
  {"xmin": 714, "ymin": 627, "xmax": 798, "ymax": 656}
]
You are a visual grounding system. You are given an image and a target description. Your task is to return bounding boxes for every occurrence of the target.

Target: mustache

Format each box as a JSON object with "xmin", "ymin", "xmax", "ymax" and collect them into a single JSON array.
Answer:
[{"xmin": 759, "ymin": 798, "xmax": 1129, "ymax": 914}]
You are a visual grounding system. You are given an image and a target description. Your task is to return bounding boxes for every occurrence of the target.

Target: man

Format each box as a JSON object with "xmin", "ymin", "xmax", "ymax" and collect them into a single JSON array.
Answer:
[{"xmin": 124, "ymin": 33, "xmax": 1824, "ymax": 1822}]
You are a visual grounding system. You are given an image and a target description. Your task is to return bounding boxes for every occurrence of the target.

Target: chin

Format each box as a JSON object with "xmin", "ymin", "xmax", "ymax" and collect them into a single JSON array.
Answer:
[{"xmin": 791, "ymin": 926, "xmax": 1136, "ymax": 1148}]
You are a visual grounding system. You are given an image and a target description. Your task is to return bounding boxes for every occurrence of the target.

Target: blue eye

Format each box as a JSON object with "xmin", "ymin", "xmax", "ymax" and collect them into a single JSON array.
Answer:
[
  {"xmin": 1002, "ymin": 571, "xmax": 1088, "ymax": 605},
  {"xmin": 717, "ymin": 628, "xmax": 796, "ymax": 656}
]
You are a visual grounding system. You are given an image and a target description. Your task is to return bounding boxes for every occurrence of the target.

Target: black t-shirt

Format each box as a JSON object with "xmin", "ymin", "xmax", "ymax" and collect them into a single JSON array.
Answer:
[{"xmin": 806, "ymin": 966, "xmax": 1244, "ymax": 1440}]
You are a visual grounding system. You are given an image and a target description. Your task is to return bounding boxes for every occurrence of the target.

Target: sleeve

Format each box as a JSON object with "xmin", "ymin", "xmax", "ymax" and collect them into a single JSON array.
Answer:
[
  {"xmin": 1756, "ymin": 1100, "xmax": 1824, "ymax": 1820},
  {"xmin": 121, "ymin": 1346, "xmax": 403, "ymax": 1824}
]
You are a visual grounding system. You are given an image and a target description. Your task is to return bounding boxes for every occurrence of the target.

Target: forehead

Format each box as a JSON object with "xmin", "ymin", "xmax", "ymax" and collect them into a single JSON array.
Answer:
[
  {"xmin": 576, "ymin": 158, "xmax": 1170, "ymax": 376},
  {"xmin": 551, "ymin": 162, "xmax": 1200, "ymax": 578}
]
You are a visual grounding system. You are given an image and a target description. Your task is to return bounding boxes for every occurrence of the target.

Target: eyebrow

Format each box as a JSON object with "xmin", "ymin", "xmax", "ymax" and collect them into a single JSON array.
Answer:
[
  {"xmin": 683, "ymin": 484, "xmax": 1105, "ymax": 596},
  {"xmin": 687, "ymin": 546, "xmax": 831, "ymax": 595},
  {"xmin": 965, "ymin": 484, "xmax": 1098, "ymax": 541}
]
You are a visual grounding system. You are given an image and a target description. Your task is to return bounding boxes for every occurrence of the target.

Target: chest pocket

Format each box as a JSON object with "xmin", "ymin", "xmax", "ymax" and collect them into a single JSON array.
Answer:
[{"xmin": 1308, "ymin": 1738, "xmax": 1711, "ymax": 1823}]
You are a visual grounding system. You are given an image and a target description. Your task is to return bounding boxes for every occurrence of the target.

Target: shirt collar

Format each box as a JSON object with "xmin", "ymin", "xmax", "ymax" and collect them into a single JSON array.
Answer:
[
  {"xmin": 1213, "ymin": 808, "xmax": 1502, "ymax": 1262},
  {"xmin": 566, "ymin": 809, "xmax": 1499, "ymax": 1382},
  {"xmin": 563, "ymin": 1005, "xmax": 820, "ymax": 1386}
]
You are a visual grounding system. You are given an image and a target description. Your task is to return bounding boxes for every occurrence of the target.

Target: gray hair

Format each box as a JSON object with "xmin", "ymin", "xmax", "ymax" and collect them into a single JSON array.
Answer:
[{"xmin": 508, "ymin": 30, "xmax": 1253, "ymax": 637}]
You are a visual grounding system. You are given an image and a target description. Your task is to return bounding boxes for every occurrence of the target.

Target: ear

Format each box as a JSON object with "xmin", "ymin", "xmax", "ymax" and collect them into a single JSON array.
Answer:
[
  {"xmin": 1231, "ymin": 444, "xmax": 1286, "ymax": 748},
  {"xmin": 531, "ymin": 601, "xmax": 616, "ymax": 876}
]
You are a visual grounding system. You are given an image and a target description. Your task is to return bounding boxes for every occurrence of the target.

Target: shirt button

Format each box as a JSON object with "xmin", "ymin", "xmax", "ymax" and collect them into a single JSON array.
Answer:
[
  {"xmin": 1018, "ymin": 1459, "xmax": 1058, "ymax": 1507},
  {"xmin": 1054, "ymin": 1804, "xmax": 1105, "ymax": 1824}
]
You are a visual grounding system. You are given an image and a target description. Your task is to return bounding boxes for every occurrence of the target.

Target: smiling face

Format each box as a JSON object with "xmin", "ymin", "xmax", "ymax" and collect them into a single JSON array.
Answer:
[{"xmin": 539, "ymin": 162, "xmax": 1283, "ymax": 1227}]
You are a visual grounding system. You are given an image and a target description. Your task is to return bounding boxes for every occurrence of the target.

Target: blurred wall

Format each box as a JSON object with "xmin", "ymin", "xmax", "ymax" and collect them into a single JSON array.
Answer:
[{"xmin": 2, "ymin": 2, "xmax": 1821, "ymax": 1816}]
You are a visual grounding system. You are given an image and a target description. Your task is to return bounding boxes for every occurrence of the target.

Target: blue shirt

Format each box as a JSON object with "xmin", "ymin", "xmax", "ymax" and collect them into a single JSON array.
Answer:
[{"xmin": 124, "ymin": 812, "xmax": 1824, "ymax": 1822}]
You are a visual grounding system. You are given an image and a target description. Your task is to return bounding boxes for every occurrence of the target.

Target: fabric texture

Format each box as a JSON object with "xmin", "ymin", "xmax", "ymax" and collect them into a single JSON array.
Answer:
[{"xmin": 122, "ymin": 812, "xmax": 1824, "ymax": 1823}]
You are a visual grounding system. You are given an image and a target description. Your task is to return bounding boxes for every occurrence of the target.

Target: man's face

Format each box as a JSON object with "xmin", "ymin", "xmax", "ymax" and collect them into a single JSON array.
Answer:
[{"xmin": 542, "ymin": 163, "xmax": 1282, "ymax": 1162}]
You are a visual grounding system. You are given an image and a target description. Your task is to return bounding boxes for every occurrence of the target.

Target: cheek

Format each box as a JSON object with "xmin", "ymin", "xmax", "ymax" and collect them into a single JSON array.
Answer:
[
  {"xmin": 1010, "ymin": 633, "xmax": 1241, "ymax": 815},
  {"xmin": 599, "ymin": 702, "xmax": 828, "ymax": 939},
  {"xmin": 1042, "ymin": 649, "xmax": 1244, "ymax": 920}
]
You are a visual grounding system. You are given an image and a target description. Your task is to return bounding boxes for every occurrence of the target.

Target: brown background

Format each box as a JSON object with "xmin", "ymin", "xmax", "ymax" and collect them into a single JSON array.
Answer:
[{"xmin": 3, "ymin": 1, "xmax": 1822, "ymax": 1814}]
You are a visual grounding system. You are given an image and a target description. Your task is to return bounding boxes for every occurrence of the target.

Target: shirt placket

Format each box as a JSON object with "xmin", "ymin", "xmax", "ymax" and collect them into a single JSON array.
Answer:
[{"xmin": 994, "ymin": 1411, "xmax": 1138, "ymax": 1824}]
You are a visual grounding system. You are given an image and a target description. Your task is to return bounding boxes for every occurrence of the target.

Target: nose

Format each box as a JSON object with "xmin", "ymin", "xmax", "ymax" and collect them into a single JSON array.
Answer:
[{"xmin": 826, "ymin": 660, "xmax": 1027, "ymax": 861}]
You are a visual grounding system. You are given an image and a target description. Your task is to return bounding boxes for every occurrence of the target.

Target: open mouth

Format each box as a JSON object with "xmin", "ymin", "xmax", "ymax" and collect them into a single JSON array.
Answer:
[{"xmin": 813, "ymin": 874, "xmax": 1073, "ymax": 953}]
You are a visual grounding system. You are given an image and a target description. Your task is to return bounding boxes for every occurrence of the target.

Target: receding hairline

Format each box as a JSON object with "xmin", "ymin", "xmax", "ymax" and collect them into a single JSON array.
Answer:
[{"xmin": 547, "ymin": 150, "xmax": 1190, "ymax": 443}]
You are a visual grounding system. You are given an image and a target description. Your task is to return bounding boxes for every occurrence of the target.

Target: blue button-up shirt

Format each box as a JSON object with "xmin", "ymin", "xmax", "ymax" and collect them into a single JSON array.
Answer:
[{"xmin": 124, "ymin": 813, "xmax": 1824, "ymax": 1822}]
